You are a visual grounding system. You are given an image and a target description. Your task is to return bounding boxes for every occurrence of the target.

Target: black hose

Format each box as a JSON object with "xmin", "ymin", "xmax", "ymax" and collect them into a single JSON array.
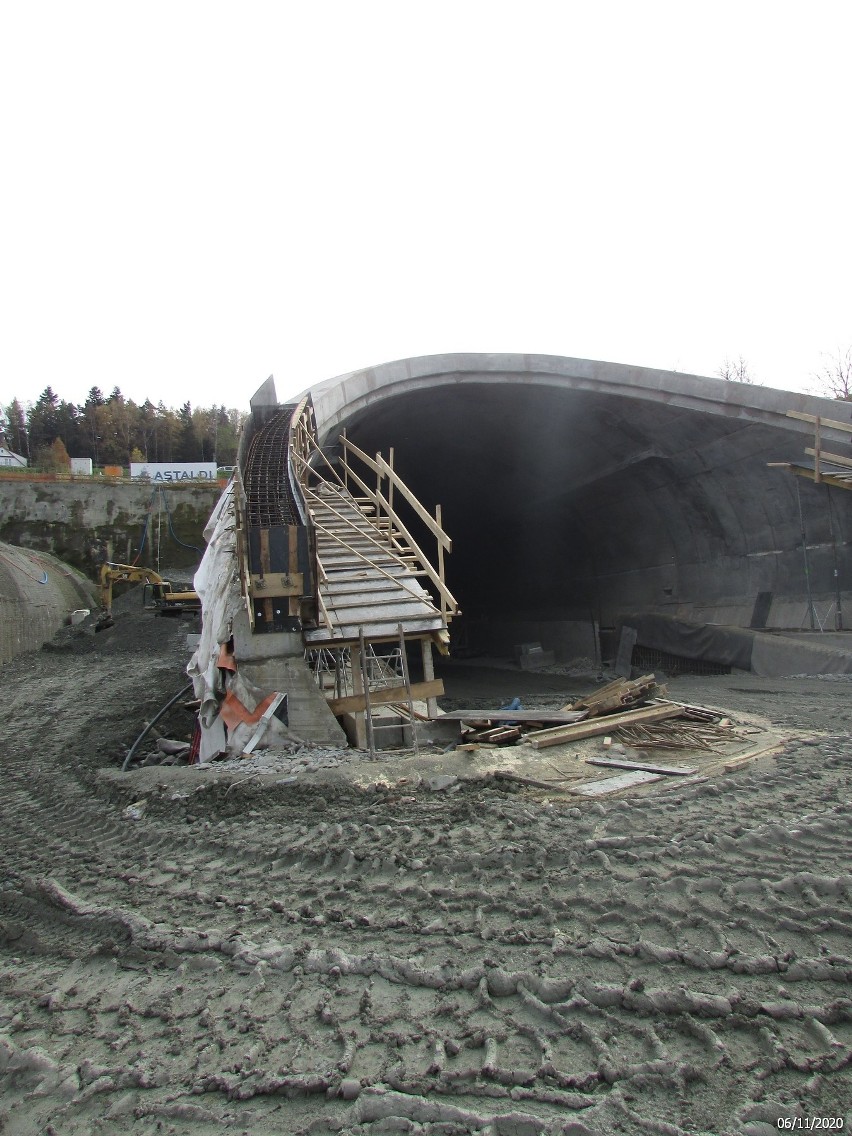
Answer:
[
  {"xmin": 159, "ymin": 488, "xmax": 204, "ymax": 557},
  {"xmin": 122, "ymin": 681, "xmax": 194, "ymax": 771}
]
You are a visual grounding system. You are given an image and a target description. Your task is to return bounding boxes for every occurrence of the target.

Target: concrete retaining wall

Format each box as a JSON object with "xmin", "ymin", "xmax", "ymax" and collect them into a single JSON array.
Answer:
[{"xmin": 0, "ymin": 478, "xmax": 221, "ymax": 580}]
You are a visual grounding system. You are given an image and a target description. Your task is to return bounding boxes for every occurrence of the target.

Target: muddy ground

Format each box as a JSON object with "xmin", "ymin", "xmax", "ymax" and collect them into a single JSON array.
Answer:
[{"xmin": 0, "ymin": 599, "xmax": 850, "ymax": 1135}]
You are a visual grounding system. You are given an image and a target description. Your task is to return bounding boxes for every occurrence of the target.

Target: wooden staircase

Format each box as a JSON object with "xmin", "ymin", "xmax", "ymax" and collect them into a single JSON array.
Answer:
[{"xmin": 302, "ymin": 482, "xmax": 446, "ymax": 646}]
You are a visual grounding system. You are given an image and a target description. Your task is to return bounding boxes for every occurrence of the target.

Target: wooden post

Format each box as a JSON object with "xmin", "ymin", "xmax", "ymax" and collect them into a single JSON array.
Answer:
[
  {"xmin": 436, "ymin": 503, "xmax": 445, "ymax": 618},
  {"xmin": 349, "ymin": 637, "xmax": 368, "ymax": 749},
  {"xmin": 373, "ymin": 450, "xmax": 383, "ymax": 532},
  {"xmin": 397, "ymin": 624, "xmax": 419, "ymax": 756},
  {"xmin": 421, "ymin": 636, "xmax": 439, "ymax": 717},
  {"xmin": 814, "ymin": 416, "xmax": 822, "ymax": 483},
  {"xmin": 359, "ymin": 628, "xmax": 375, "ymax": 754},
  {"xmin": 387, "ymin": 447, "xmax": 395, "ymax": 530}
]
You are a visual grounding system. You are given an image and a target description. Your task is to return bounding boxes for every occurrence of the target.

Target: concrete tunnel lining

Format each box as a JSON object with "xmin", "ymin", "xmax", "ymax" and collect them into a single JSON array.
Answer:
[{"xmin": 301, "ymin": 353, "xmax": 852, "ymax": 656}]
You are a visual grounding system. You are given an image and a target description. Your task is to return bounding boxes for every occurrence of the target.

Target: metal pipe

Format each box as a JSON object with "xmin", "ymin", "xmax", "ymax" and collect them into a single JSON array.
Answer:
[{"xmin": 122, "ymin": 682, "xmax": 194, "ymax": 771}]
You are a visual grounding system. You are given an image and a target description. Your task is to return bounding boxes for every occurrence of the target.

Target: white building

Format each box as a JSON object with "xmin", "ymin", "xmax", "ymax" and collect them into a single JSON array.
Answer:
[{"xmin": 0, "ymin": 446, "xmax": 27, "ymax": 468}]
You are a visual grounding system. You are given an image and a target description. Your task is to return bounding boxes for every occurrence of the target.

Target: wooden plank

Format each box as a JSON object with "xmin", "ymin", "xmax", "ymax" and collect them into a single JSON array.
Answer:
[
  {"xmin": 573, "ymin": 770, "xmax": 662, "ymax": 796},
  {"xmin": 787, "ymin": 409, "xmax": 852, "ymax": 433},
  {"xmin": 322, "ymin": 566, "xmax": 424, "ymax": 580},
  {"xmin": 804, "ymin": 447, "xmax": 852, "ymax": 470},
  {"xmin": 529, "ymin": 703, "xmax": 683, "ymax": 749},
  {"xmin": 493, "ymin": 770, "xmax": 579, "ymax": 790},
  {"xmin": 563, "ymin": 674, "xmax": 659, "ymax": 715},
  {"xmin": 421, "ymin": 635, "xmax": 439, "ymax": 718},
  {"xmin": 465, "ymin": 725, "xmax": 521, "ymax": 743},
  {"xmin": 305, "ymin": 618, "xmax": 444, "ymax": 644},
  {"xmin": 320, "ymin": 605, "xmax": 439, "ymax": 626},
  {"xmin": 249, "ymin": 571, "xmax": 303, "ymax": 598},
  {"xmin": 358, "ymin": 628, "xmax": 375, "ymax": 754},
  {"xmin": 434, "ymin": 709, "xmax": 588, "ymax": 723},
  {"xmin": 788, "ymin": 466, "xmax": 852, "ymax": 490},
  {"xmin": 372, "ymin": 486, "xmax": 459, "ymax": 615},
  {"xmin": 322, "ymin": 591, "xmax": 428, "ymax": 608},
  {"xmin": 376, "ymin": 454, "xmax": 452, "ymax": 551},
  {"xmin": 341, "ymin": 435, "xmax": 383, "ymax": 476},
  {"xmin": 326, "ymin": 678, "xmax": 445, "ymax": 716},
  {"xmin": 586, "ymin": 757, "xmax": 698, "ymax": 776},
  {"xmin": 316, "ymin": 579, "xmax": 415, "ymax": 594}
]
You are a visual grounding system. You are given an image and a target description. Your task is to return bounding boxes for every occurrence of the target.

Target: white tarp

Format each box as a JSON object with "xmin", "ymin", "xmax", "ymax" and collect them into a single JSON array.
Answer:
[{"xmin": 186, "ymin": 483, "xmax": 243, "ymax": 738}]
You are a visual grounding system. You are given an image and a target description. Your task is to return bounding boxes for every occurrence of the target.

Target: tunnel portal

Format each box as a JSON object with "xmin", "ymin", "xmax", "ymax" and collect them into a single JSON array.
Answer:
[{"xmin": 301, "ymin": 354, "xmax": 851, "ymax": 659}]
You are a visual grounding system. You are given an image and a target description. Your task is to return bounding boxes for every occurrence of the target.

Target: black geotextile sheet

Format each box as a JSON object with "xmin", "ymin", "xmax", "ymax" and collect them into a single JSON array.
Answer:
[{"xmin": 615, "ymin": 613, "xmax": 754, "ymax": 669}]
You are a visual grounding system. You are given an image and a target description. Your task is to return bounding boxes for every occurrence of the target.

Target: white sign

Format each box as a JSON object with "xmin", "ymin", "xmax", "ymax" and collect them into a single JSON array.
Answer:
[
  {"xmin": 70, "ymin": 457, "xmax": 93, "ymax": 475},
  {"xmin": 130, "ymin": 462, "xmax": 218, "ymax": 482}
]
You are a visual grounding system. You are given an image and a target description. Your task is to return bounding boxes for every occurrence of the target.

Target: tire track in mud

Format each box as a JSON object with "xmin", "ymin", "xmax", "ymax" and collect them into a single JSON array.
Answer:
[{"xmin": 1, "ymin": 647, "xmax": 851, "ymax": 1134}]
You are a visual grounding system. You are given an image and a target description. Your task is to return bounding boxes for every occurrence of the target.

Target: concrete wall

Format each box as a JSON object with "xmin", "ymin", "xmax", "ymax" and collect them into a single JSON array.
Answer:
[{"xmin": 0, "ymin": 478, "xmax": 221, "ymax": 581}]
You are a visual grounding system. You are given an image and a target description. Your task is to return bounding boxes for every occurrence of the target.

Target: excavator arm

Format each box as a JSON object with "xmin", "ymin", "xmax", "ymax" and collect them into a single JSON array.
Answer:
[{"xmin": 97, "ymin": 563, "xmax": 200, "ymax": 629}]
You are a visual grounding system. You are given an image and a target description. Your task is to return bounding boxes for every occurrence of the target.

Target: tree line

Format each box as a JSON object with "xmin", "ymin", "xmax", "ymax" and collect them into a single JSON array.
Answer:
[{"xmin": 0, "ymin": 387, "xmax": 247, "ymax": 469}]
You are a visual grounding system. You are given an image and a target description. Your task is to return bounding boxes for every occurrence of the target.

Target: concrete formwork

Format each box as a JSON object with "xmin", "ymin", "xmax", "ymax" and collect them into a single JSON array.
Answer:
[{"xmin": 304, "ymin": 354, "xmax": 852, "ymax": 640}]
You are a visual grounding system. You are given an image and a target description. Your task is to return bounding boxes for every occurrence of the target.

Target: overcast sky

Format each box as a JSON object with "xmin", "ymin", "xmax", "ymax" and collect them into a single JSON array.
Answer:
[{"xmin": 2, "ymin": 2, "xmax": 850, "ymax": 412}]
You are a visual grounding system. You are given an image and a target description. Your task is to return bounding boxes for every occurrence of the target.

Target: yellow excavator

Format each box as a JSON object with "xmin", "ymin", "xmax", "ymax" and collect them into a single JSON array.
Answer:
[{"xmin": 97, "ymin": 562, "xmax": 201, "ymax": 629}]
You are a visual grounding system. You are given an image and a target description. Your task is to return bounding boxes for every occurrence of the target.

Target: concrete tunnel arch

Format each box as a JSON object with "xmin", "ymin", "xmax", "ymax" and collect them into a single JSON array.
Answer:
[{"xmin": 297, "ymin": 353, "xmax": 852, "ymax": 656}]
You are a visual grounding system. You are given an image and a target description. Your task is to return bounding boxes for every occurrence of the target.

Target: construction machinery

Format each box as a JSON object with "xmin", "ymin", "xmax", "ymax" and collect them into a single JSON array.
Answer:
[{"xmin": 97, "ymin": 562, "xmax": 200, "ymax": 629}]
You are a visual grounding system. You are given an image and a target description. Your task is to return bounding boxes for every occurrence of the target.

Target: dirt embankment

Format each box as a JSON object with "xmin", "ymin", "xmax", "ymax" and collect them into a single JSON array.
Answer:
[{"xmin": 1, "ymin": 604, "xmax": 850, "ymax": 1135}]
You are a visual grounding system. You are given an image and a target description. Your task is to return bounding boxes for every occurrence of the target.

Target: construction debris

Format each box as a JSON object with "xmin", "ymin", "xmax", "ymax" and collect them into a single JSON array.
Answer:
[
  {"xmin": 492, "ymin": 770, "xmax": 580, "ymax": 790},
  {"xmin": 437, "ymin": 709, "xmax": 587, "ymax": 724},
  {"xmin": 465, "ymin": 725, "xmax": 523, "ymax": 745},
  {"xmin": 573, "ymin": 770, "xmax": 664, "ymax": 796},
  {"xmin": 586, "ymin": 756, "xmax": 698, "ymax": 776},
  {"xmin": 565, "ymin": 673, "xmax": 664, "ymax": 717},
  {"xmin": 614, "ymin": 718, "xmax": 730, "ymax": 751},
  {"xmin": 431, "ymin": 674, "xmax": 772, "ymax": 797},
  {"xmin": 529, "ymin": 702, "xmax": 683, "ymax": 749}
]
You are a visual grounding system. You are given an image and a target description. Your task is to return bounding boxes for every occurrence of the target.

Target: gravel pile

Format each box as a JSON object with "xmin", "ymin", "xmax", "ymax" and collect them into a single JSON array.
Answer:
[{"xmin": 207, "ymin": 743, "xmax": 353, "ymax": 777}]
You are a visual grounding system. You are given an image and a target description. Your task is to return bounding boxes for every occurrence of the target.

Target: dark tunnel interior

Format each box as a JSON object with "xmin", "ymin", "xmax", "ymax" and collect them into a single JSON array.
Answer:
[{"xmin": 322, "ymin": 382, "xmax": 847, "ymax": 656}]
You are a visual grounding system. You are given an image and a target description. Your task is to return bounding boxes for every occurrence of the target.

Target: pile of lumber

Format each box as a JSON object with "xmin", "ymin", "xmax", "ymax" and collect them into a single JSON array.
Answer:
[
  {"xmin": 615, "ymin": 717, "xmax": 729, "ymax": 752},
  {"xmin": 528, "ymin": 701, "xmax": 683, "ymax": 750},
  {"xmin": 564, "ymin": 673, "xmax": 664, "ymax": 717},
  {"xmin": 447, "ymin": 675, "xmax": 686, "ymax": 749}
]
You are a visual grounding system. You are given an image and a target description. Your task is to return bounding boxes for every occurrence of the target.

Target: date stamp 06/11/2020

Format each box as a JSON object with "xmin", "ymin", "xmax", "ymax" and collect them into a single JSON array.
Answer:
[{"xmin": 776, "ymin": 1121, "xmax": 845, "ymax": 1131}]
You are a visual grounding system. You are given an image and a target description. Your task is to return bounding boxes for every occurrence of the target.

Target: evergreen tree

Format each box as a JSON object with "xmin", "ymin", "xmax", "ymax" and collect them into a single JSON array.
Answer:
[
  {"xmin": 81, "ymin": 387, "xmax": 107, "ymax": 464},
  {"xmin": 28, "ymin": 388, "xmax": 60, "ymax": 452},
  {"xmin": 3, "ymin": 400, "xmax": 29, "ymax": 457},
  {"xmin": 7, "ymin": 385, "xmax": 245, "ymax": 468},
  {"xmin": 177, "ymin": 401, "xmax": 195, "ymax": 461}
]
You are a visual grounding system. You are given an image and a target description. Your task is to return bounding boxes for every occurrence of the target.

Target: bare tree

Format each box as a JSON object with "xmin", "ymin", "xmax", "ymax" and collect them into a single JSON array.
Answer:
[
  {"xmin": 717, "ymin": 355, "xmax": 755, "ymax": 384},
  {"xmin": 814, "ymin": 346, "xmax": 852, "ymax": 400}
]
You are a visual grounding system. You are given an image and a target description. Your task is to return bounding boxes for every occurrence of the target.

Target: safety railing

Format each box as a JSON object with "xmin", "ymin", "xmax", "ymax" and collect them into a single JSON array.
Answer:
[
  {"xmin": 262, "ymin": 397, "xmax": 458, "ymax": 636},
  {"xmin": 337, "ymin": 432, "xmax": 458, "ymax": 623}
]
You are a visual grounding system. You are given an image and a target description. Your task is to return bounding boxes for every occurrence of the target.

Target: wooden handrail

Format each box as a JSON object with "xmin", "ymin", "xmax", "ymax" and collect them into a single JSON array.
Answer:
[
  {"xmin": 375, "ymin": 454, "xmax": 451, "ymax": 551},
  {"xmin": 341, "ymin": 435, "xmax": 451, "ymax": 551},
  {"xmin": 372, "ymin": 486, "xmax": 458, "ymax": 618},
  {"xmin": 787, "ymin": 409, "xmax": 852, "ymax": 433},
  {"xmin": 337, "ymin": 449, "xmax": 457, "ymax": 618},
  {"xmin": 284, "ymin": 409, "xmax": 458, "ymax": 627}
]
